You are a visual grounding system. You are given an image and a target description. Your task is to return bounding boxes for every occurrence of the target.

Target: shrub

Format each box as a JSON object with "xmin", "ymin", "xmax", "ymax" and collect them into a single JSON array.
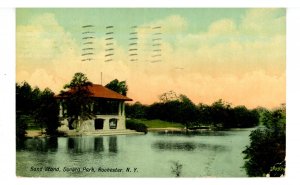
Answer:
[
  {"xmin": 242, "ymin": 105, "xmax": 285, "ymax": 177},
  {"xmin": 126, "ymin": 119, "xmax": 148, "ymax": 134}
]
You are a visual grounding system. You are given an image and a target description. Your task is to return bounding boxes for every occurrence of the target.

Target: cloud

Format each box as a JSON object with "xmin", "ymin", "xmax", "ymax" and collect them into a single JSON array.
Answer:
[
  {"xmin": 240, "ymin": 9, "xmax": 286, "ymax": 36},
  {"xmin": 129, "ymin": 70, "xmax": 286, "ymax": 109},
  {"xmin": 16, "ymin": 9, "xmax": 286, "ymax": 108},
  {"xmin": 208, "ymin": 19, "xmax": 237, "ymax": 35},
  {"xmin": 172, "ymin": 9, "xmax": 285, "ymax": 77}
]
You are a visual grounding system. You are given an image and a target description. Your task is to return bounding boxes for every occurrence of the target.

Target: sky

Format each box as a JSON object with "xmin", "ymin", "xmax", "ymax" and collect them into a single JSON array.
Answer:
[{"xmin": 16, "ymin": 8, "xmax": 286, "ymax": 109}]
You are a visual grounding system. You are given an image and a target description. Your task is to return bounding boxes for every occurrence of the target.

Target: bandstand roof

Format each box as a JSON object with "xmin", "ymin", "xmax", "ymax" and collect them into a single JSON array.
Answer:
[{"xmin": 56, "ymin": 84, "xmax": 132, "ymax": 101}]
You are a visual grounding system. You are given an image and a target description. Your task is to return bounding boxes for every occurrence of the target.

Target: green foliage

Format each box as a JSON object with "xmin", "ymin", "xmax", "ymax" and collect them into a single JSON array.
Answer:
[
  {"xmin": 131, "ymin": 119, "xmax": 184, "ymax": 129},
  {"xmin": 63, "ymin": 72, "xmax": 92, "ymax": 89},
  {"xmin": 36, "ymin": 88, "xmax": 60, "ymax": 135},
  {"xmin": 60, "ymin": 72, "xmax": 95, "ymax": 129},
  {"xmin": 105, "ymin": 79, "xmax": 128, "ymax": 96},
  {"xmin": 126, "ymin": 119, "xmax": 148, "ymax": 133},
  {"xmin": 170, "ymin": 161, "xmax": 183, "ymax": 177},
  {"xmin": 16, "ymin": 82, "xmax": 60, "ymax": 136},
  {"xmin": 16, "ymin": 114, "xmax": 28, "ymax": 139},
  {"xmin": 140, "ymin": 94, "xmax": 259, "ymax": 129},
  {"xmin": 126, "ymin": 102, "xmax": 146, "ymax": 119},
  {"xmin": 243, "ymin": 105, "xmax": 286, "ymax": 177}
]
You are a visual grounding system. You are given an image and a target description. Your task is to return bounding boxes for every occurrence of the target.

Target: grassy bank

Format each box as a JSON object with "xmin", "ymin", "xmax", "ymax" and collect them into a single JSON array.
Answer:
[{"xmin": 130, "ymin": 119, "xmax": 184, "ymax": 129}]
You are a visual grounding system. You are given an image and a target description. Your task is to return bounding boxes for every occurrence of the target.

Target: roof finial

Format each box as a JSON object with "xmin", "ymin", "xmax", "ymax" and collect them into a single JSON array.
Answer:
[{"xmin": 101, "ymin": 72, "xmax": 102, "ymax": 85}]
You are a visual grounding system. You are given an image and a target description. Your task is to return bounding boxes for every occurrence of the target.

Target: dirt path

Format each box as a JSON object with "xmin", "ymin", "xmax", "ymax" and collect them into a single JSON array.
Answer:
[{"xmin": 26, "ymin": 130, "xmax": 45, "ymax": 137}]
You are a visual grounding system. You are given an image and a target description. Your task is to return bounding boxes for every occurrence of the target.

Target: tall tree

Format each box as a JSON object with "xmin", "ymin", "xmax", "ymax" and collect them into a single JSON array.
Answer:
[
  {"xmin": 36, "ymin": 88, "xmax": 60, "ymax": 135},
  {"xmin": 105, "ymin": 79, "xmax": 128, "ymax": 96},
  {"xmin": 16, "ymin": 82, "xmax": 60, "ymax": 136},
  {"xmin": 60, "ymin": 72, "xmax": 94, "ymax": 130},
  {"xmin": 243, "ymin": 105, "xmax": 286, "ymax": 177}
]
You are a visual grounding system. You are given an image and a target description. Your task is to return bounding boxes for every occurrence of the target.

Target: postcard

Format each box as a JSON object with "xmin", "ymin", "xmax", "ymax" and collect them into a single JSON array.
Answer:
[{"xmin": 16, "ymin": 8, "xmax": 286, "ymax": 177}]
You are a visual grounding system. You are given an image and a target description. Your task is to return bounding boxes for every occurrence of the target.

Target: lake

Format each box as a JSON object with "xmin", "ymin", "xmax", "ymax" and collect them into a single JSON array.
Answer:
[{"xmin": 16, "ymin": 128, "xmax": 254, "ymax": 177}]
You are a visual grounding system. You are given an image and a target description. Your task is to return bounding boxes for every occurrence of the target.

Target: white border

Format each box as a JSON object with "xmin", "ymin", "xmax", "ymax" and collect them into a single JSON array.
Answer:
[
  {"xmin": 0, "ymin": 0, "xmax": 299, "ymax": 8},
  {"xmin": 1, "ymin": 2, "xmax": 300, "ymax": 185}
]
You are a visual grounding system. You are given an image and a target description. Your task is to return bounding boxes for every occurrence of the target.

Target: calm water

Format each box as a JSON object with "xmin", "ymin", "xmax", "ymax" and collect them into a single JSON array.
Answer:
[{"xmin": 16, "ymin": 128, "xmax": 254, "ymax": 177}]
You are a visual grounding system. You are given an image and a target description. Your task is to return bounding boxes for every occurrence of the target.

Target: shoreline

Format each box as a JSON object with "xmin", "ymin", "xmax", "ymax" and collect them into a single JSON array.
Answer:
[
  {"xmin": 25, "ymin": 127, "xmax": 252, "ymax": 138},
  {"xmin": 147, "ymin": 127, "xmax": 185, "ymax": 132}
]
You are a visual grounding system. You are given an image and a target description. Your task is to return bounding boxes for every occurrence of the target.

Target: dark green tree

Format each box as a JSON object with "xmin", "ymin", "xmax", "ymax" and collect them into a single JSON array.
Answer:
[
  {"xmin": 16, "ymin": 82, "xmax": 60, "ymax": 136},
  {"xmin": 243, "ymin": 105, "xmax": 286, "ymax": 177},
  {"xmin": 105, "ymin": 79, "xmax": 128, "ymax": 96},
  {"xmin": 16, "ymin": 82, "xmax": 33, "ymax": 114},
  {"xmin": 60, "ymin": 72, "xmax": 94, "ymax": 130},
  {"xmin": 125, "ymin": 101, "xmax": 146, "ymax": 119},
  {"xmin": 36, "ymin": 88, "xmax": 60, "ymax": 135}
]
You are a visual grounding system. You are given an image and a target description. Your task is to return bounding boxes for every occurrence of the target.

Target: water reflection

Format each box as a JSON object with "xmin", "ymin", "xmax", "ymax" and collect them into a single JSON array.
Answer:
[
  {"xmin": 17, "ymin": 136, "xmax": 118, "ymax": 154},
  {"xmin": 16, "ymin": 129, "xmax": 253, "ymax": 177},
  {"xmin": 154, "ymin": 130, "xmax": 231, "ymax": 137},
  {"xmin": 108, "ymin": 136, "xmax": 118, "ymax": 153},
  {"xmin": 67, "ymin": 136, "xmax": 118, "ymax": 154},
  {"xmin": 197, "ymin": 143, "xmax": 228, "ymax": 152},
  {"xmin": 152, "ymin": 141, "xmax": 228, "ymax": 152},
  {"xmin": 94, "ymin": 137, "xmax": 104, "ymax": 152},
  {"xmin": 152, "ymin": 141, "xmax": 196, "ymax": 151},
  {"xmin": 16, "ymin": 137, "xmax": 58, "ymax": 152}
]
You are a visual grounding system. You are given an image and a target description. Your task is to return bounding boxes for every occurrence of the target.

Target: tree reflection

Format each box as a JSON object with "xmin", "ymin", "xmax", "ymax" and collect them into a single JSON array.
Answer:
[
  {"xmin": 152, "ymin": 141, "xmax": 228, "ymax": 152},
  {"xmin": 17, "ymin": 137, "xmax": 58, "ymax": 152},
  {"xmin": 152, "ymin": 141, "xmax": 196, "ymax": 151}
]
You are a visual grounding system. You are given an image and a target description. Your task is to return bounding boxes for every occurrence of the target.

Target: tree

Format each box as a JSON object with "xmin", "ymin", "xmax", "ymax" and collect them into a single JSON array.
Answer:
[
  {"xmin": 16, "ymin": 82, "xmax": 33, "ymax": 114},
  {"xmin": 60, "ymin": 72, "xmax": 95, "ymax": 130},
  {"xmin": 105, "ymin": 79, "xmax": 128, "ymax": 96},
  {"xmin": 125, "ymin": 101, "xmax": 146, "ymax": 119},
  {"xmin": 243, "ymin": 105, "xmax": 286, "ymax": 177},
  {"xmin": 16, "ymin": 82, "xmax": 60, "ymax": 136},
  {"xmin": 36, "ymin": 88, "xmax": 60, "ymax": 135}
]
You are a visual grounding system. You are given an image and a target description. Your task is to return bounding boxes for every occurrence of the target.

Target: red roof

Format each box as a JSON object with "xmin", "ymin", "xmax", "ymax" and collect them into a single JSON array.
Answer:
[{"xmin": 57, "ymin": 84, "xmax": 132, "ymax": 101}]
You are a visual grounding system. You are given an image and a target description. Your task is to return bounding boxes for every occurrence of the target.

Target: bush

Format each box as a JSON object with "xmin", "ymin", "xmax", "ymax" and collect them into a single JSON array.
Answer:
[
  {"xmin": 242, "ymin": 105, "xmax": 286, "ymax": 177},
  {"xmin": 126, "ymin": 119, "xmax": 148, "ymax": 134},
  {"xmin": 16, "ymin": 114, "xmax": 28, "ymax": 139}
]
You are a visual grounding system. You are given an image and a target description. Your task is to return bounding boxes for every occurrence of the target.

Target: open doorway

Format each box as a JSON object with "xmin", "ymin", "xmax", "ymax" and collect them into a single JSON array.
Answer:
[{"xmin": 95, "ymin": 119, "xmax": 104, "ymax": 130}]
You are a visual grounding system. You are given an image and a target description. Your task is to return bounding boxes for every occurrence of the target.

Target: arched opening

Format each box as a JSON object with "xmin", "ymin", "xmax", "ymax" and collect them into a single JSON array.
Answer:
[
  {"xmin": 109, "ymin": 118, "xmax": 118, "ymax": 129},
  {"xmin": 95, "ymin": 118, "xmax": 104, "ymax": 130}
]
